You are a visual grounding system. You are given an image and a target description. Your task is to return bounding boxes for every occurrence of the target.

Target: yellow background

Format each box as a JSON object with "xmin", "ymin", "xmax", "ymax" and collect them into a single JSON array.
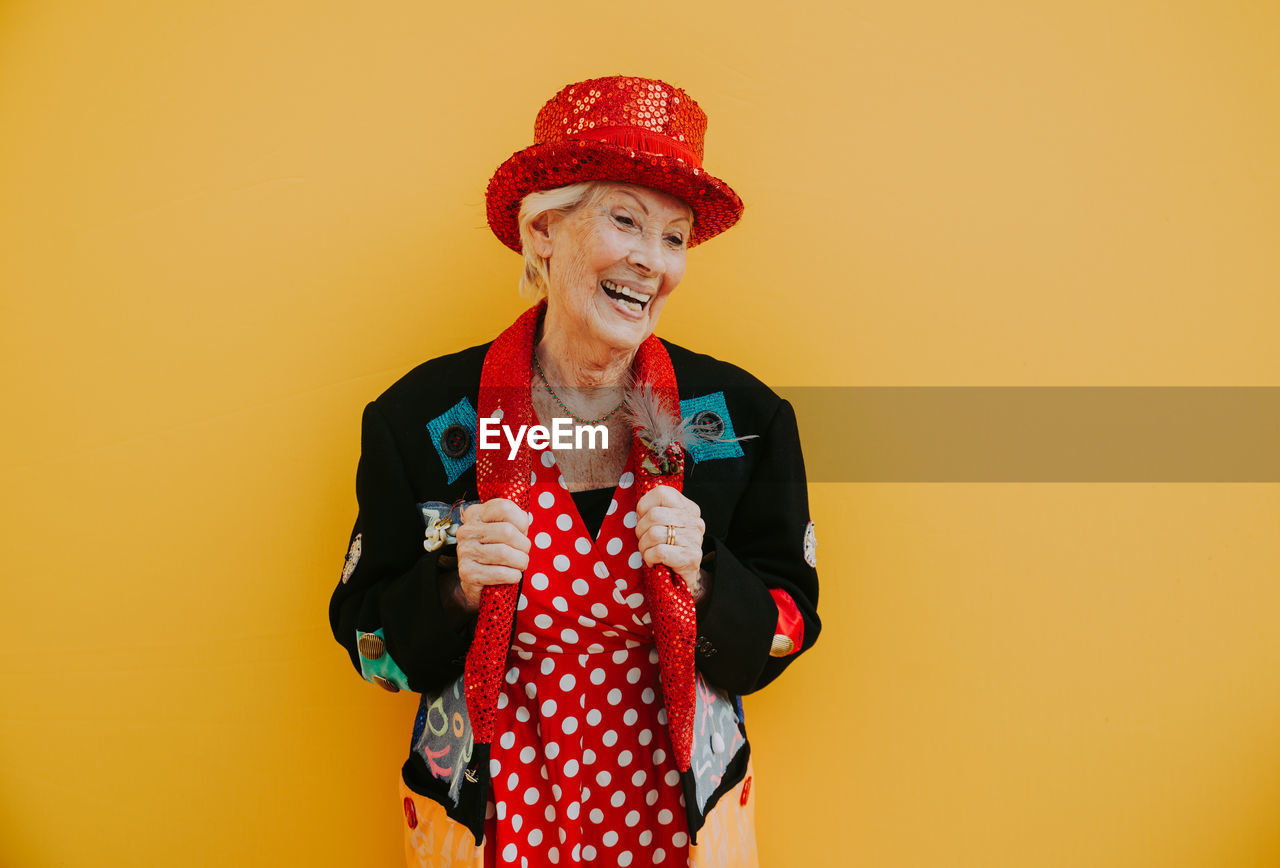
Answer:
[{"xmin": 2, "ymin": 1, "xmax": 1278, "ymax": 865}]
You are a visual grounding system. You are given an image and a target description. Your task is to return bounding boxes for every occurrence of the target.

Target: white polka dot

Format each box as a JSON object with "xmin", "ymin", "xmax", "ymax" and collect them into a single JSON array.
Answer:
[
  {"xmin": 626, "ymin": 593, "xmax": 644, "ymax": 609},
  {"xmin": 512, "ymin": 813, "xmax": 524, "ymax": 833},
  {"xmin": 516, "ymin": 706, "xmax": 531, "ymax": 722},
  {"xmin": 625, "ymin": 810, "xmax": 640, "ymax": 827},
  {"xmin": 545, "ymin": 804, "xmax": 556, "ymax": 822},
  {"xmin": 555, "ymin": 513, "xmax": 573, "ymax": 531},
  {"xmin": 589, "ymin": 805, "xmax": 604, "ymax": 821},
  {"xmin": 619, "ymin": 851, "xmax": 633, "ymax": 867},
  {"xmin": 586, "ymin": 708, "xmax": 602, "ymax": 726},
  {"xmin": 628, "ymin": 551, "xmax": 643, "ymax": 569},
  {"xmin": 537, "ymin": 491, "xmax": 555, "ymax": 509},
  {"xmin": 619, "ymin": 471, "xmax": 634, "ymax": 488},
  {"xmin": 602, "ymin": 629, "xmax": 619, "ymax": 638},
  {"xmin": 583, "ymin": 748, "xmax": 596, "ymax": 765},
  {"xmin": 553, "ymin": 554, "xmax": 570, "ymax": 572},
  {"xmin": 524, "ymin": 787, "xmax": 539, "ymax": 805},
  {"xmin": 545, "ymin": 741, "xmax": 560, "ymax": 759},
  {"xmin": 517, "ymin": 594, "xmax": 529, "ymax": 611},
  {"xmin": 603, "ymin": 830, "xmax": 619, "ymax": 847},
  {"xmin": 587, "ymin": 642, "xmax": 604, "ymax": 653},
  {"xmin": 618, "ymin": 750, "xmax": 633, "ymax": 767},
  {"xmin": 530, "ymin": 572, "xmax": 549, "ymax": 591},
  {"xmin": 489, "ymin": 758, "xmax": 502, "ymax": 777},
  {"xmin": 529, "ymin": 470, "xmax": 537, "ymax": 485},
  {"xmin": 596, "ymin": 769, "xmax": 612, "ymax": 786},
  {"xmin": 552, "ymin": 783, "xmax": 562, "ymax": 800},
  {"xmin": 654, "ymin": 848, "xmax": 666, "ymax": 863},
  {"xmin": 641, "ymin": 688, "xmax": 655, "ymax": 704},
  {"xmin": 556, "ymin": 672, "xmax": 575, "ymax": 691},
  {"xmin": 657, "ymin": 708, "xmax": 668, "ymax": 724},
  {"xmin": 562, "ymin": 716, "xmax": 578, "ymax": 734},
  {"xmin": 610, "ymin": 649, "xmax": 627, "ymax": 664},
  {"xmin": 648, "ymin": 648, "xmax": 660, "ymax": 664},
  {"xmin": 664, "ymin": 770, "xmax": 679, "ymax": 786},
  {"xmin": 503, "ymin": 842, "xmax": 518, "ymax": 862},
  {"xmin": 607, "ymin": 688, "xmax": 622, "ymax": 705},
  {"xmin": 626, "ymin": 667, "xmax": 642, "ymax": 684},
  {"xmin": 528, "ymin": 828, "xmax": 544, "ymax": 847},
  {"xmin": 589, "ymin": 602, "xmax": 609, "ymax": 618},
  {"xmin": 605, "ymin": 537, "xmax": 623, "ymax": 555},
  {"xmin": 558, "ymin": 757, "xmax": 576, "ymax": 777},
  {"xmin": 645, "ymin": 789, "xmax": 658, "ymax": 805},
  {"xmin": 560, "ymin": 628, "xmax": 578, "ymax": 644},
  {"xmin": 519, "ymin": 746, "xmax": 536, "ymax": 764},
  {"xmin": 638, "ymin": 729, "xmax": 652, "ymax": 745},
  {"xmin": 607, "ymin": 499, "xmax": 618, "ymax": 515},
  {"xmin": 572, "ymin": 844, "xmax": 581, "ymax": 861},
  {"xmin": 582, "ymin": 846, "xmax": 597, "ymax": 861},
  {"xmin": 574, "ymin": 536, "xmax": 592, "ymax": 554},
  {"xmin": 541, "ymin": 699, "xmax": 557, "ymax": 717},
  {"xmin": 623, "ymin": 709, "xmax": 638, "ymax": 725},
  {"xmin": 507, "ymin": 772, "xmax": 519, "ymax": 790},
  {"xmin": 610, "ymin": 790, "xmax": 626, "ymax": 808},
  {"xmin": 630, "ymin": 769, "xmax": 647, "ymax": 788},
  {"xmin": 639, "ymin": 830, "xmax": 652, "ymax": 846},
  {"xmin": 590, "ymin": 668, "xmax": 606, "ymax": 685},
  {"xmin": 572, "ymin": 578, "xmax": 590, "ymax": 596},
  {"xmin": 652, "ymin": 748, "xmax": 666, "ymax": 765},
  {"xmin": 602, "ymin": 729, "xmax": 618, "ymax": 747},
  {"xmin": 524, "ymin": 682, "xmax": 537, "ymax": 700},
  {"xmin": 671, "ymin": 832, "xmax": 688, "ymax": 847},
  {"xmin": 505, "ymin": 666, "xmax": 520, "ymax": 684},
  {"xmin": 534, "ymin": 613, "xmax": 553, "ymax": 629},
  {"xmin": 546, "ymin": 643, "xmax": 563, "ymax": 654},
  {"xmin": 558, "ymin": 476, "xmax": 568, "ymax": 489},
  {"xmin": 551, "ymin": 595, "xmax": 568, "ymax": 612},
  {"xmin": 534, "ymin": 531, "xmax": 552, "ymax": 549},
  {"xmin": 658, "ymin": 808, "xmax": 673, "ymax": 824},
  {"xmin": 577, "ymin": 615, "xmax": 597, "ymax": 628},
  {"xmin": 594, "ymin": 561, "xmax": 610, "ymax": 578},
  {"xmin": 496, "ymin": 801, "xmax": 508, "ymax": 819},
  {"xmin": 565, "ymin": 801, "xmax": 580, "ymax": 821},
  {"xmin": 540, "ymin": 657, "xmax": 555, "ymax": 675},
  {"xmin": 623, "ymin": 511, "xmax": 638, "ymax": 528},
  {"xmin": 541, "ymin": 451, "xmax": 556, "ymax": 467},
  {"xmin": 548, "ymin": 846, "xmax": 559, "ymax": 864},
  {"xmin": 500, "ymin": 731, "xmax": 515, "ymax": 749}
]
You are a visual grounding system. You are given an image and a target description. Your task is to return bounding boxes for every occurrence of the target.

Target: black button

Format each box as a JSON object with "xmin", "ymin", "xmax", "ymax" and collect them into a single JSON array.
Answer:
[
  {"xmin": 440, "ymin": 424, "xmax": 471, "ymax": 459},
  {"xmin": 691, "ymin": 409, "xmax": 724, "ymax": 440}
]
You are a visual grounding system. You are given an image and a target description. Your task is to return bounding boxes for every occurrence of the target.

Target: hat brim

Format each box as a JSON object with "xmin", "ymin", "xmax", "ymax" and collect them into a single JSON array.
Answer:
[{"xmin": 485, "ymin": 139, "xmax": 743, "ymax": 253}]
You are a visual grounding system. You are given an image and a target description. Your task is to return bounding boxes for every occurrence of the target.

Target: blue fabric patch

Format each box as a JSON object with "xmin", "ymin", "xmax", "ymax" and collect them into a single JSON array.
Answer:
[
  {"xmin": 679, "ymin": 391, "xmax": 744, "ymax": 463},
  {"xmin": 426, "ymin": 398, "xmax": 477, "ymax": 484},
  {"xmin": 357, "ymin": 627, "xmax": 412, "ymax": 691}
]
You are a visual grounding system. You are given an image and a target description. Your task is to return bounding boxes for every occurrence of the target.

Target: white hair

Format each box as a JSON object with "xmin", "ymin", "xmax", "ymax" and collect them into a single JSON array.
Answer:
[{"xmin": 517, "ymin": 181, "xmax": 605, "ymax": 300}]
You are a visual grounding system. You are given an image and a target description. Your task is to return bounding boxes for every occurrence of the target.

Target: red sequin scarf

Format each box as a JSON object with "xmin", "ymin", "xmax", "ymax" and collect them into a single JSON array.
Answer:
[{"xmin": 468, "ymin": 301, "xmax": 697, "ymax": 771}]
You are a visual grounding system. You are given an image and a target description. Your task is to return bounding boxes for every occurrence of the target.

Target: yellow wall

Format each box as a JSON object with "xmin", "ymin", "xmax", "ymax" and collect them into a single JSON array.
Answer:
[{"xmin": 2, "ymin": 1, "xmax": 1278, "ymax": 865}]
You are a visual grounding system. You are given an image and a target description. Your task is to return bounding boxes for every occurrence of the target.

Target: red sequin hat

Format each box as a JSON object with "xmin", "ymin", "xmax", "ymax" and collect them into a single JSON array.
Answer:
[{"xmin": 486, "ymin": 75, "xmax": 744, "ymax": 252}]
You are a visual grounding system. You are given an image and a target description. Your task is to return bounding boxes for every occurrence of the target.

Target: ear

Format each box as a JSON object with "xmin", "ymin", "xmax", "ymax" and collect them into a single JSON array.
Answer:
[{"xmin": 529, "ymin": 211, "xmax": 555, "ymax": 259}]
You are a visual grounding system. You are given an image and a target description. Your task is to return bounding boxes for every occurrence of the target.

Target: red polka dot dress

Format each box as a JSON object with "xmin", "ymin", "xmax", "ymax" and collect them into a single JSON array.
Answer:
[{"xmin": 484, "ymin": 446, "xmax": 691, "ymax": 867}]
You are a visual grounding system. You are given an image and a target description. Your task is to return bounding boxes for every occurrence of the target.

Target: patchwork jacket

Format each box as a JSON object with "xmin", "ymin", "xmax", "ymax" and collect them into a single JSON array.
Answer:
[{"xmin": 329, "ymin": 337, "xmax": 821, "ymax": 845}]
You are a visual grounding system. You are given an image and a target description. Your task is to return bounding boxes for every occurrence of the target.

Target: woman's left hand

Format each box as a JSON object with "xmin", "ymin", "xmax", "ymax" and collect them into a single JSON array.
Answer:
[{"xmin": 635, "ymin": 485, "xmax": 709, "ymax": 602}]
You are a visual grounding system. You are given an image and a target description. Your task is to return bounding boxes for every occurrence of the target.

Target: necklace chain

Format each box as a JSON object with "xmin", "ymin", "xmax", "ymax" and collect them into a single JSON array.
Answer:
[{"xmin": 532, "ymin": 350, "xmax": 627, "ymax": 425}]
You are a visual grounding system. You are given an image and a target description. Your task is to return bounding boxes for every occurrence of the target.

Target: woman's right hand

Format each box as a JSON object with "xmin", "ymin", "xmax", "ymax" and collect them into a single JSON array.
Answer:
[{"xmin": 449, "ymin": 498, "xmax": 532, "ymax": 613}]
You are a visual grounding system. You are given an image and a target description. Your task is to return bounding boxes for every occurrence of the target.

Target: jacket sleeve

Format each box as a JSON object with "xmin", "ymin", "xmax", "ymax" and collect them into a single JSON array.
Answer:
[
  {"xmin": 693, "ymin": 397, "xmax": 821, "ymax": 695},
  {"xmin": 329, "ymin": 401, "xmax": 470, "ymax": 695}
]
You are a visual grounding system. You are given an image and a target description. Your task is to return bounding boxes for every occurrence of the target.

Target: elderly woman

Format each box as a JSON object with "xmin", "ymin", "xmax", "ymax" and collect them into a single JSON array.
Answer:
[{"xmin": 330, "ymin": 76, "xmax": 820, "ymax": 867}]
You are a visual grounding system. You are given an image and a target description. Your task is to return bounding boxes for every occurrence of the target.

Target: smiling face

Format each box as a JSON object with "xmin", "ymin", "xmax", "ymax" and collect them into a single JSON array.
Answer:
[{"xmin": 532, "ymin": 182, "xmax": 692, "ymax": 356}]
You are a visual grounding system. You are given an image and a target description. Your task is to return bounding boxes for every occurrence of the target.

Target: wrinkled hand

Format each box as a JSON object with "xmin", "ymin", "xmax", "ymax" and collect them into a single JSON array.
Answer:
[
  {"xmin": 635, "ymin": 485, "xmax": 709, "ymax": 602},
  {"xmin": 451, "ymin": 498, "xmax": 531, "ymax": 613}
]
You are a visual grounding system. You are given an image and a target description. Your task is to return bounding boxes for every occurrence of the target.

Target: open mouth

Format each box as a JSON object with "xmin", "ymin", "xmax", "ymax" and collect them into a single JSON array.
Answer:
[{"xmin": 601, "ymin": 279, "xmax": 652, "ymax": 314}]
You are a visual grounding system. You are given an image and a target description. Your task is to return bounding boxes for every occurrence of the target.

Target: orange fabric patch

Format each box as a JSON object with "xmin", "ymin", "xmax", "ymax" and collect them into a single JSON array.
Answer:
[{"xmin": 399, "ymin": 779, "xmax": 483, "ymax": 868}]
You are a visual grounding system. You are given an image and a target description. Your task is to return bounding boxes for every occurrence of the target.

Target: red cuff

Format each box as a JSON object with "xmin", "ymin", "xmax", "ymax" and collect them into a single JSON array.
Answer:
[{"xmin": 768, "ymin": 589, "xmax": 804, "ymax": 656}]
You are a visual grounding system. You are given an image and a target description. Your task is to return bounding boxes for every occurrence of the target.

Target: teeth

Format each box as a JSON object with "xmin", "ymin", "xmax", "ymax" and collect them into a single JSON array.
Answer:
[{"xmin": 601, "ymin": 279, "xmax": 652, "ymax": 305}]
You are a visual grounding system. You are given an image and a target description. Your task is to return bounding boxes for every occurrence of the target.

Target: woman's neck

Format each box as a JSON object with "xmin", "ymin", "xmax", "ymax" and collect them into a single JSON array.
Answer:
[{"xmin": 534, "ymin": 321, "xmax": 634, "ymax": 390}]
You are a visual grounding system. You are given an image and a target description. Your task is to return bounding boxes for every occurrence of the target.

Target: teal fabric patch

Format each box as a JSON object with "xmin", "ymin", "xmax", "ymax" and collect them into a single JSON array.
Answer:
[
  {"xmin": 357, "ymin": 628, "xmax": 412, "ymax": 692},
  {"xmin": 679, "ymin": 391, "xmax": 744, "ymax": 463},
  {"xmin": 425, "ymin": 398, "xmax": 477, "ymax": 484}
]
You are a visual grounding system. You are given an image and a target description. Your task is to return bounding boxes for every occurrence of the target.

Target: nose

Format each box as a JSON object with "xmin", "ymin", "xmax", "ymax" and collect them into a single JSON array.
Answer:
[{"xmin": 626, "ymin": 229, "xmax": 663, "ymax": 277}]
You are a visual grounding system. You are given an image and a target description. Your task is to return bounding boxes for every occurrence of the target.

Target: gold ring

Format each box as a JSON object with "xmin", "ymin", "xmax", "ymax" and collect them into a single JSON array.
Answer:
[{"xmin": 666, "ymin": 525, "xmax": 678, "ymax": 546}]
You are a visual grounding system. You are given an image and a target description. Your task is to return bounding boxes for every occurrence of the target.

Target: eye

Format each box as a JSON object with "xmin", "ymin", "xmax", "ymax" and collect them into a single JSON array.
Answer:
[
  {"xmin": 612, "ymin": 213, "xmax": 636, "ymax": 228},
  {"xmin": 665, "ymin": 234, "xmax": 686, "ymax": 248}
]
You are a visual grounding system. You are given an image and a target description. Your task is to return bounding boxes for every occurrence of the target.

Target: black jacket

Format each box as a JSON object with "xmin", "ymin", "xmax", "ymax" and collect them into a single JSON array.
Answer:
[{"xmin": 329, "ymin": 337, "xmax": 821, "ymax": 840}]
